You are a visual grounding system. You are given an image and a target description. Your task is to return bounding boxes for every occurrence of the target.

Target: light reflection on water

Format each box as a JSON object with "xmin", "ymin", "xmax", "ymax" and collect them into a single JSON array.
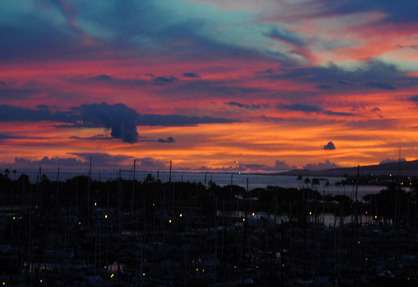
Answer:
[{"xmin": 217, "ymin": 211, "xmax": 378, "ymax": 227}]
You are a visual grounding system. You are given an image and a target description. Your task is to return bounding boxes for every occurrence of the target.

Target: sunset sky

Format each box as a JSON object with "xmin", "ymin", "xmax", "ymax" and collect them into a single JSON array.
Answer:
[{"xmin": 1, "ymin": 0, "xmax": 418, "ymax": 172}]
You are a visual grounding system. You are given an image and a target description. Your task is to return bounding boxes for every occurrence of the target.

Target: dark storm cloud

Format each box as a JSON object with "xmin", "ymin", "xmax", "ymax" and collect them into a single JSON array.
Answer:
[
  {"xmin": 0, "ymin": 105, "xmax": 73, "ymax": 122},
  {"xmin": 226, "ymin": 101, "xmax": 267, "ymax": 110},
  {"xmin": 183, "ymin": 72, "xmax": 200, "ymax": 78},
  {"xmin": 80, "ymin": 74, "xmax": 270, "ymax": 100},
  {"xmin": 265, "ymin": 61, "xmax": 418, "ymax": 93},
  {"xmin": 0, "ymin": 0, "xmax": 289, "ymax": 64},
  {"xmin": 409, "ymin": 95, "xmax": 418, "ymax": 103},
  {"xmin": 0, "ymin": 16, "xmax": 74, "ymax": 61},
  {"xmin": 90, "ymin": 74, "xmax": 114, "ymax": 82},
  {"xmin": 0, "ymin": 132, "xmax": 43, "ymax": 141},
  {"xmin": 81, "ymin": 74, "xmax": 146, "ymax": 87},
  {"xmin": 323, "ymin": 141, "xmax": 336, "ymax": 151},
  {"xmin": 279, "ymin": 103, "xmax": 323, "ymax": 113},
  {"xmin": 0, "ymin": 133, "xmax": 22, "ymax": 141},
  {"xmin": 319, "ymin": 0, "xmax": 418, "ymax": 23},
  {"xmin": 0, "ymin": 84, "xmax": 41, "ymax": 99},
  {"xmin": 365, "ymin": 82, "xmax": 396, "ymax": 90},
  {"xmin": 0, "ymin": 1, "xmax": 158, "ymax": 62},
  {"xmin": 139, "ymin": 136, "xmax": 176, "ymax": 144},
  {"xmin": 73, "ymin": 103, "xmax": 139, "ymax": 143},
  {"xmin": 278, "ymin": 103, "xmax": 354, "ymax": 117},
  {"xmin": 136, "ymin": 114, "xmax": 235, "ymax": 126},
  {"xmin": 323, "ymin": 110, "xmax": 354, "ymax": 116},
  {"xmin": 266, "ymin": 27, "xmax": 305, "ymax": 46},
  {"xmin": 0, "ymin": 103, "xmax": 235, "ymax": 142},
  {"xmin": 157, "ymin": 137, "xmax": 175, "ymax": 144},
  {"xmin": 80, "ymin": 74, "xmax": 176, "ymax": 87},
  {"xmin": 171, "ymin": 79, "xmax": 269, "ymax": 99},
  {"xmin": 0, "ymin": 103, "xmax": 138, "ymax": 143},
  {"xmin": 69, "ymin": 134, "xmax": 112, "ymax": 141},
  {"xmin": 152, "ymin": 76, "xmax": 177, "ymax": 85}
]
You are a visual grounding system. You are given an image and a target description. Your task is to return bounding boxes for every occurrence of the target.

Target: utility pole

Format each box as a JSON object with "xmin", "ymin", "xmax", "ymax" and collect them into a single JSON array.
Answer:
[
  {"xmin": 169, "ymin": 160, "xmax": 172, "ymax": 183},
  {"xmin": 354, "ymin": 165, "xmax": 359, "ymax": 226},
  {"xmin": 132, "ymin": 159, "xmax": 137, "ymax": 213}
]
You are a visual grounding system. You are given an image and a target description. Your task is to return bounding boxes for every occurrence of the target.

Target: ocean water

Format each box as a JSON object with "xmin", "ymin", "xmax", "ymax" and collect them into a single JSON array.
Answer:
[{"xmin": 128, "ymin": 171, "xmax": 384, "ymax": 199}]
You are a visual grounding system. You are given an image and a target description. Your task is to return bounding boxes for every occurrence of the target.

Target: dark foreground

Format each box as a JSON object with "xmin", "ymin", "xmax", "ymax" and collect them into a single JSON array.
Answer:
[{"xmin": 0, "ymin": 171, "xmax": 418, "ymax": 286}]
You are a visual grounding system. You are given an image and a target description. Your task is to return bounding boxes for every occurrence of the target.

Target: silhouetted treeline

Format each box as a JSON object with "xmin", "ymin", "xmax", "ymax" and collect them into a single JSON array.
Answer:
[{"xmin": 1, "ymin": 171, "xmax": 418, "ymax": 226}]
